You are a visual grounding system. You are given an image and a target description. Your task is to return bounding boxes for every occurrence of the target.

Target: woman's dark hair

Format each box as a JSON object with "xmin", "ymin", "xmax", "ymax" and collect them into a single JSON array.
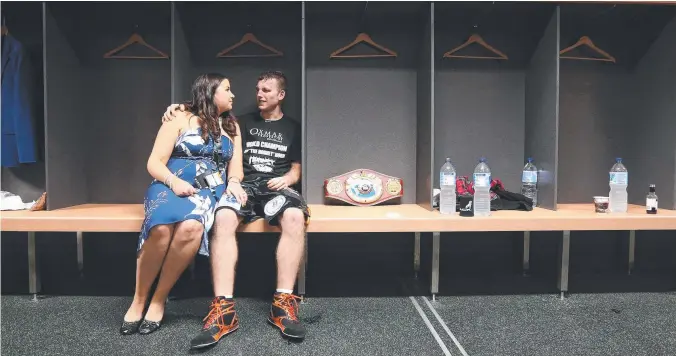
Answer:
[{"xmin": 182, "ymin": 73, "xmax": 237, "ymax": 142}]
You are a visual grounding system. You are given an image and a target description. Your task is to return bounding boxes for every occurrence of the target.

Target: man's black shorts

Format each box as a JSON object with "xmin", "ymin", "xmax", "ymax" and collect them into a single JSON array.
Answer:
[{"xmin": 216, "ymin": 176, "xmax": 310, "ymax": 226}]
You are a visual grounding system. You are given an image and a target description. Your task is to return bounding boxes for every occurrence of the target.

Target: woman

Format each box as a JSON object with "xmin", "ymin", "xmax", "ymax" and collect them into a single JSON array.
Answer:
[{"xmin": 120, "ymin": 73, "xmax": 248, "ymax": 335}]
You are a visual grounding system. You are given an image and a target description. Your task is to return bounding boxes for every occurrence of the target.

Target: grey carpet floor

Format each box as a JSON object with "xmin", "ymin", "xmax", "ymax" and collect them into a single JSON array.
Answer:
[
  {"xmin": 3, "ymin": 292, "xmax": 676, "ymax": 356},
  {"xmin": 4, "ymin": 230, "xmax": 676, "ymax": 355}
]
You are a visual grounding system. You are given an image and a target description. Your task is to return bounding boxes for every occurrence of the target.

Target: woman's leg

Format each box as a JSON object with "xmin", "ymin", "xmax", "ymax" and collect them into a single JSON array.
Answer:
[
  {"xmin": 124, "ymin": 224, "xmax": 174, "ymax": 322},
  {"xmin": 144, "ymin": 219, "xmax": 204, "ymax": 322}
]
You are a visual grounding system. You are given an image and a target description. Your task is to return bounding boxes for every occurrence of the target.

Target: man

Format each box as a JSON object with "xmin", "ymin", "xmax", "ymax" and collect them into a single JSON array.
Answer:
[{"xmin": 162, "ymin": 71, "xmax": 310, "ymax": 348}]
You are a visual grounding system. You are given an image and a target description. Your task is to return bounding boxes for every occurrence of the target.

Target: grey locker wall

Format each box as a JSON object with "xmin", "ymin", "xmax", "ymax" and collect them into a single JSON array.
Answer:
[
  {"xmin": 305, "ymin": 2, "xmax": 426, "ymax": 204},
  {"xmin": 557, "ymin": 62, "xmax": 633, "ymax": 203},
  {"xmin": 173, "ymin": 2, "xmax": 302, "ymax": 121},
  {"xmin": 434, "ymin": 3, "xmax": 556, "ymax": 193},
  {"xmin": 629, "ymin": 15, "xmax": 676, "ymax": 210},
  {"xmin": 434, "ymin": 71, "xmax": 524, "ymax": 191},
  {"xmin": 416, "ymin": 3, "xmax": 434, "ymax": 208},
  {"xmin": 171, "ymin": 3, "xmax": 189, "ymax": 105},
  {"xmin": 524, "ymin": 8, "xmax": 560, "ymax": 210},
  {"xmin": 301, "ymin": 2, "xmax": 308, "ymax": 198},
  {"xmin": 44, "ymin": 4, "xmax": 88, "ymax": 209},
  {"xmin": 557, "ymin": 4, "xmax": 676, "ymax": 205},
  {"xmin": 47, "ymin": 2, "xmax": 172, "ymax": 205}
]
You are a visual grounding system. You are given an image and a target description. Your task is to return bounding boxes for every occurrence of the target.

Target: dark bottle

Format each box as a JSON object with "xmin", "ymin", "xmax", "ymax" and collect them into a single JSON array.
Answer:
[{"xmin": 646, "ymin": 184, "xmax": 658, "ymax": 214}]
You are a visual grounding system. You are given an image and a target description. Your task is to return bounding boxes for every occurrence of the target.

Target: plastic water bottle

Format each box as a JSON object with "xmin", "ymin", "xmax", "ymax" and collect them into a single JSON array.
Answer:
[
  {"xmin": 609, "ymin": 157, "xmax": 628, "ymax": 213},
  {"xmin": 521, "ymin": 158, "xmax": 538, "ymax": 207},
  {"xmin": 439, "ymin": 157, "xmax": 456, "ymax": 214},
  {"xmin": 473, "ymin": 157, "xmax": 491, "ymax": 216}
]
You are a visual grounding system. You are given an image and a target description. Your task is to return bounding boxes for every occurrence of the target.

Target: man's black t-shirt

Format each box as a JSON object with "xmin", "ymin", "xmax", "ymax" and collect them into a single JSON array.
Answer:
[{"xmin": 236, "ymin": 112, "xmax": 301, "ymax": 181}]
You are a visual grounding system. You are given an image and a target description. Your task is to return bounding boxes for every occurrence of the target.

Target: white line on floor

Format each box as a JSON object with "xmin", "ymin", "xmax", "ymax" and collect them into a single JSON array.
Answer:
[
  {"xmin": 423, "ymin": 296, "xmax": 470, "ymax": 356},
  {"xmin": 409, "ymin": 296, "xmax": 453, "ymax": 356}
]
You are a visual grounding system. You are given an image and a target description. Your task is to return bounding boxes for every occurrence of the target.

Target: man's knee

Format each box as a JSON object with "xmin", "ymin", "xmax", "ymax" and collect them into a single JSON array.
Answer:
[
  {"xmin": 279, "ymin": 208, "xmax": 306, "ymax": 232},
  {"xmin": 213, "ymin": 208, "xmax": 240, "ymax": 237}
]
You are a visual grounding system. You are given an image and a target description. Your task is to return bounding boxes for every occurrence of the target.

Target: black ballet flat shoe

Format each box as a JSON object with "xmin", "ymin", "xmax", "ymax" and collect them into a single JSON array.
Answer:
[
  {"xmin": 120, "ymin": 320, "xmax": 142, "ymax": 335},
  {"xmin": 139, "ymin": 319, "xmax": 162, "ymax": 335}
]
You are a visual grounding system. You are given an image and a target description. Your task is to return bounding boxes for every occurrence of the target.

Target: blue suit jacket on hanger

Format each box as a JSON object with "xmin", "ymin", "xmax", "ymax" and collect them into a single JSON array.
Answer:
[{"xmin": 2, "ymin": 34, "xmax": 38, "ymax": 167}]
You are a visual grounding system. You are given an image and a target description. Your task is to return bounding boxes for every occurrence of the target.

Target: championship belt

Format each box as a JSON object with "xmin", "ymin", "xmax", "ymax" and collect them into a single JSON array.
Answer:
[{"xmin": 324, "ymin": 169, "xmax": 404, "ymax": 206}]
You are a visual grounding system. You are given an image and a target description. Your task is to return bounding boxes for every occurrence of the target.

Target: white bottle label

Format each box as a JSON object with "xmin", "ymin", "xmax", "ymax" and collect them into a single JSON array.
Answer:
[
  {"xmin": 610, "ymin": 172, "xmax": 628, "ymax": 185},
  {"xmin": 647, "ymin": 198, "xmax": 658, "ymax": 210},
  {"xmin": 440, "ymin": 172, "xmax": 456, "ymax": 186},
  {"xmin": 474, "ymin": 173, "xmax": 491, "ymax": 188},
  {"xmin": 522, "ymin": 171, "xmax": 538, "ymax": 183}
]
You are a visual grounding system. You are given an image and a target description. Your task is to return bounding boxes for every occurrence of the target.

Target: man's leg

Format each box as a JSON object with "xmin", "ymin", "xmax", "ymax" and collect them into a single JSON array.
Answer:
[
  {"xmin": 276, "ymin": 208, "xmax": 306, "ymax": 292},
  {"xmin": 264, "ymin": 187, "xmax": 310, "ymax": 340},
  {"xmin": 210, "ymin": 208, "xmax": 241, "ymax": 297},
  {"xmin": 190, "ymin": 199, "xmax": 249, "ymax": 350}
]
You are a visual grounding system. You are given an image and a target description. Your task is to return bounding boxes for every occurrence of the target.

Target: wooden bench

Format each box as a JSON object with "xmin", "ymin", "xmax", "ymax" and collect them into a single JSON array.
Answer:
[{"xmin": 3, "ymin": 203, "xmax": 676, "ymax": 300}]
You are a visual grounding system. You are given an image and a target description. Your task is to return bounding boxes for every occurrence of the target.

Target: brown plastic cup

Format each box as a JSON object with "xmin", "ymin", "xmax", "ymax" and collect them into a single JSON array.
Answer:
[{"xmin": 594, "ymin": 196, "xmax": 609, "ymax": 213}]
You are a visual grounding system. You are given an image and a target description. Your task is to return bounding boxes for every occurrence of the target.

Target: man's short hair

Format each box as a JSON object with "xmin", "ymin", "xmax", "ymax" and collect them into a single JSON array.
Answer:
[{"xmin": 258, "ymin": 70, "xmax": 286, "ymax": 92}]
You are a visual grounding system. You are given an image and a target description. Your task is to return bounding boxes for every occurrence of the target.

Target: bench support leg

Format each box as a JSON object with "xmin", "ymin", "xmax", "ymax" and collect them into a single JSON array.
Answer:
[
  {"xmin": 557, "ymin": 230, "xmax": 570, "ymax": 300},
  {"xmin": 414, "ymin": 232, "xmax": 421, "ymax": 279},
  {"xmin": 431, "ymin": 232, "xmax": 440, "ymax": 301},
  {"xmin": 76, "ymin": 232, "xmax": 84, "ymax": 278},
  {"xmin": 28, "ymin": 232, "xmax": 40, "ymax": 301},
  {"xmin": 628, "ymin": 230, "xmax": 635, "ymax": 275},
  {"xmin": 298, "ymin": 232, "xmax": 307, "ymax": 303},
  {"xmin": 523, "ymin": 231, "xmax": 531, "ymax": 276}
]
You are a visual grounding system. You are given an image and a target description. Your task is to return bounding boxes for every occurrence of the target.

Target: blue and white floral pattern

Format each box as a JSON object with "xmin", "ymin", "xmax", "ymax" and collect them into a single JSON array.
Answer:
[{"xmin": 138, "ymin": 127, "xmax": 234, "ymax": 257}]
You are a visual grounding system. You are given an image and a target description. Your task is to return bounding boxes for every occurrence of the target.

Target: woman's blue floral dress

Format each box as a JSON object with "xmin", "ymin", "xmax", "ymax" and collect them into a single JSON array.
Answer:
[{"xmin": 138, "ymin": 127, "xmax": 233, "ymax": 257}]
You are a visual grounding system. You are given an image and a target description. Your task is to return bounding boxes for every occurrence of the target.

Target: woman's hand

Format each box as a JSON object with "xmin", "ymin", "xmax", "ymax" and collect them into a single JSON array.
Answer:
[
  {"xmin": 171, "ymin": 178, "xmax": 199, "ymax": 197},
  {"xmin": 226, "ymin": 182, "xmax": 248, "ymax": 205}
]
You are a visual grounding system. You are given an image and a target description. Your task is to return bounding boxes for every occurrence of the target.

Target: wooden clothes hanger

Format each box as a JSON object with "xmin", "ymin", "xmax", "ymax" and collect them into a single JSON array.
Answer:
[
  {"xmin": 216, "ymin": 32, "xmax": 283, "ymax": 58},
  {"xmin": 443, "ymin": 34, "xmax": 508, "ymax": 60},
  {"xmin": 103, "ymin": 27, "xmax": 169, "ymax": 59},
  {"xmin": 559, "ymin": 36, "xmax": 616, "ymax": 63},
  {"xmin": 330, "ymin": 32, "xmax": 398, "ymax": 59},
  {"xmin": 329, "ymin": 2, "xmax": 396, "ymax": 59}
]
